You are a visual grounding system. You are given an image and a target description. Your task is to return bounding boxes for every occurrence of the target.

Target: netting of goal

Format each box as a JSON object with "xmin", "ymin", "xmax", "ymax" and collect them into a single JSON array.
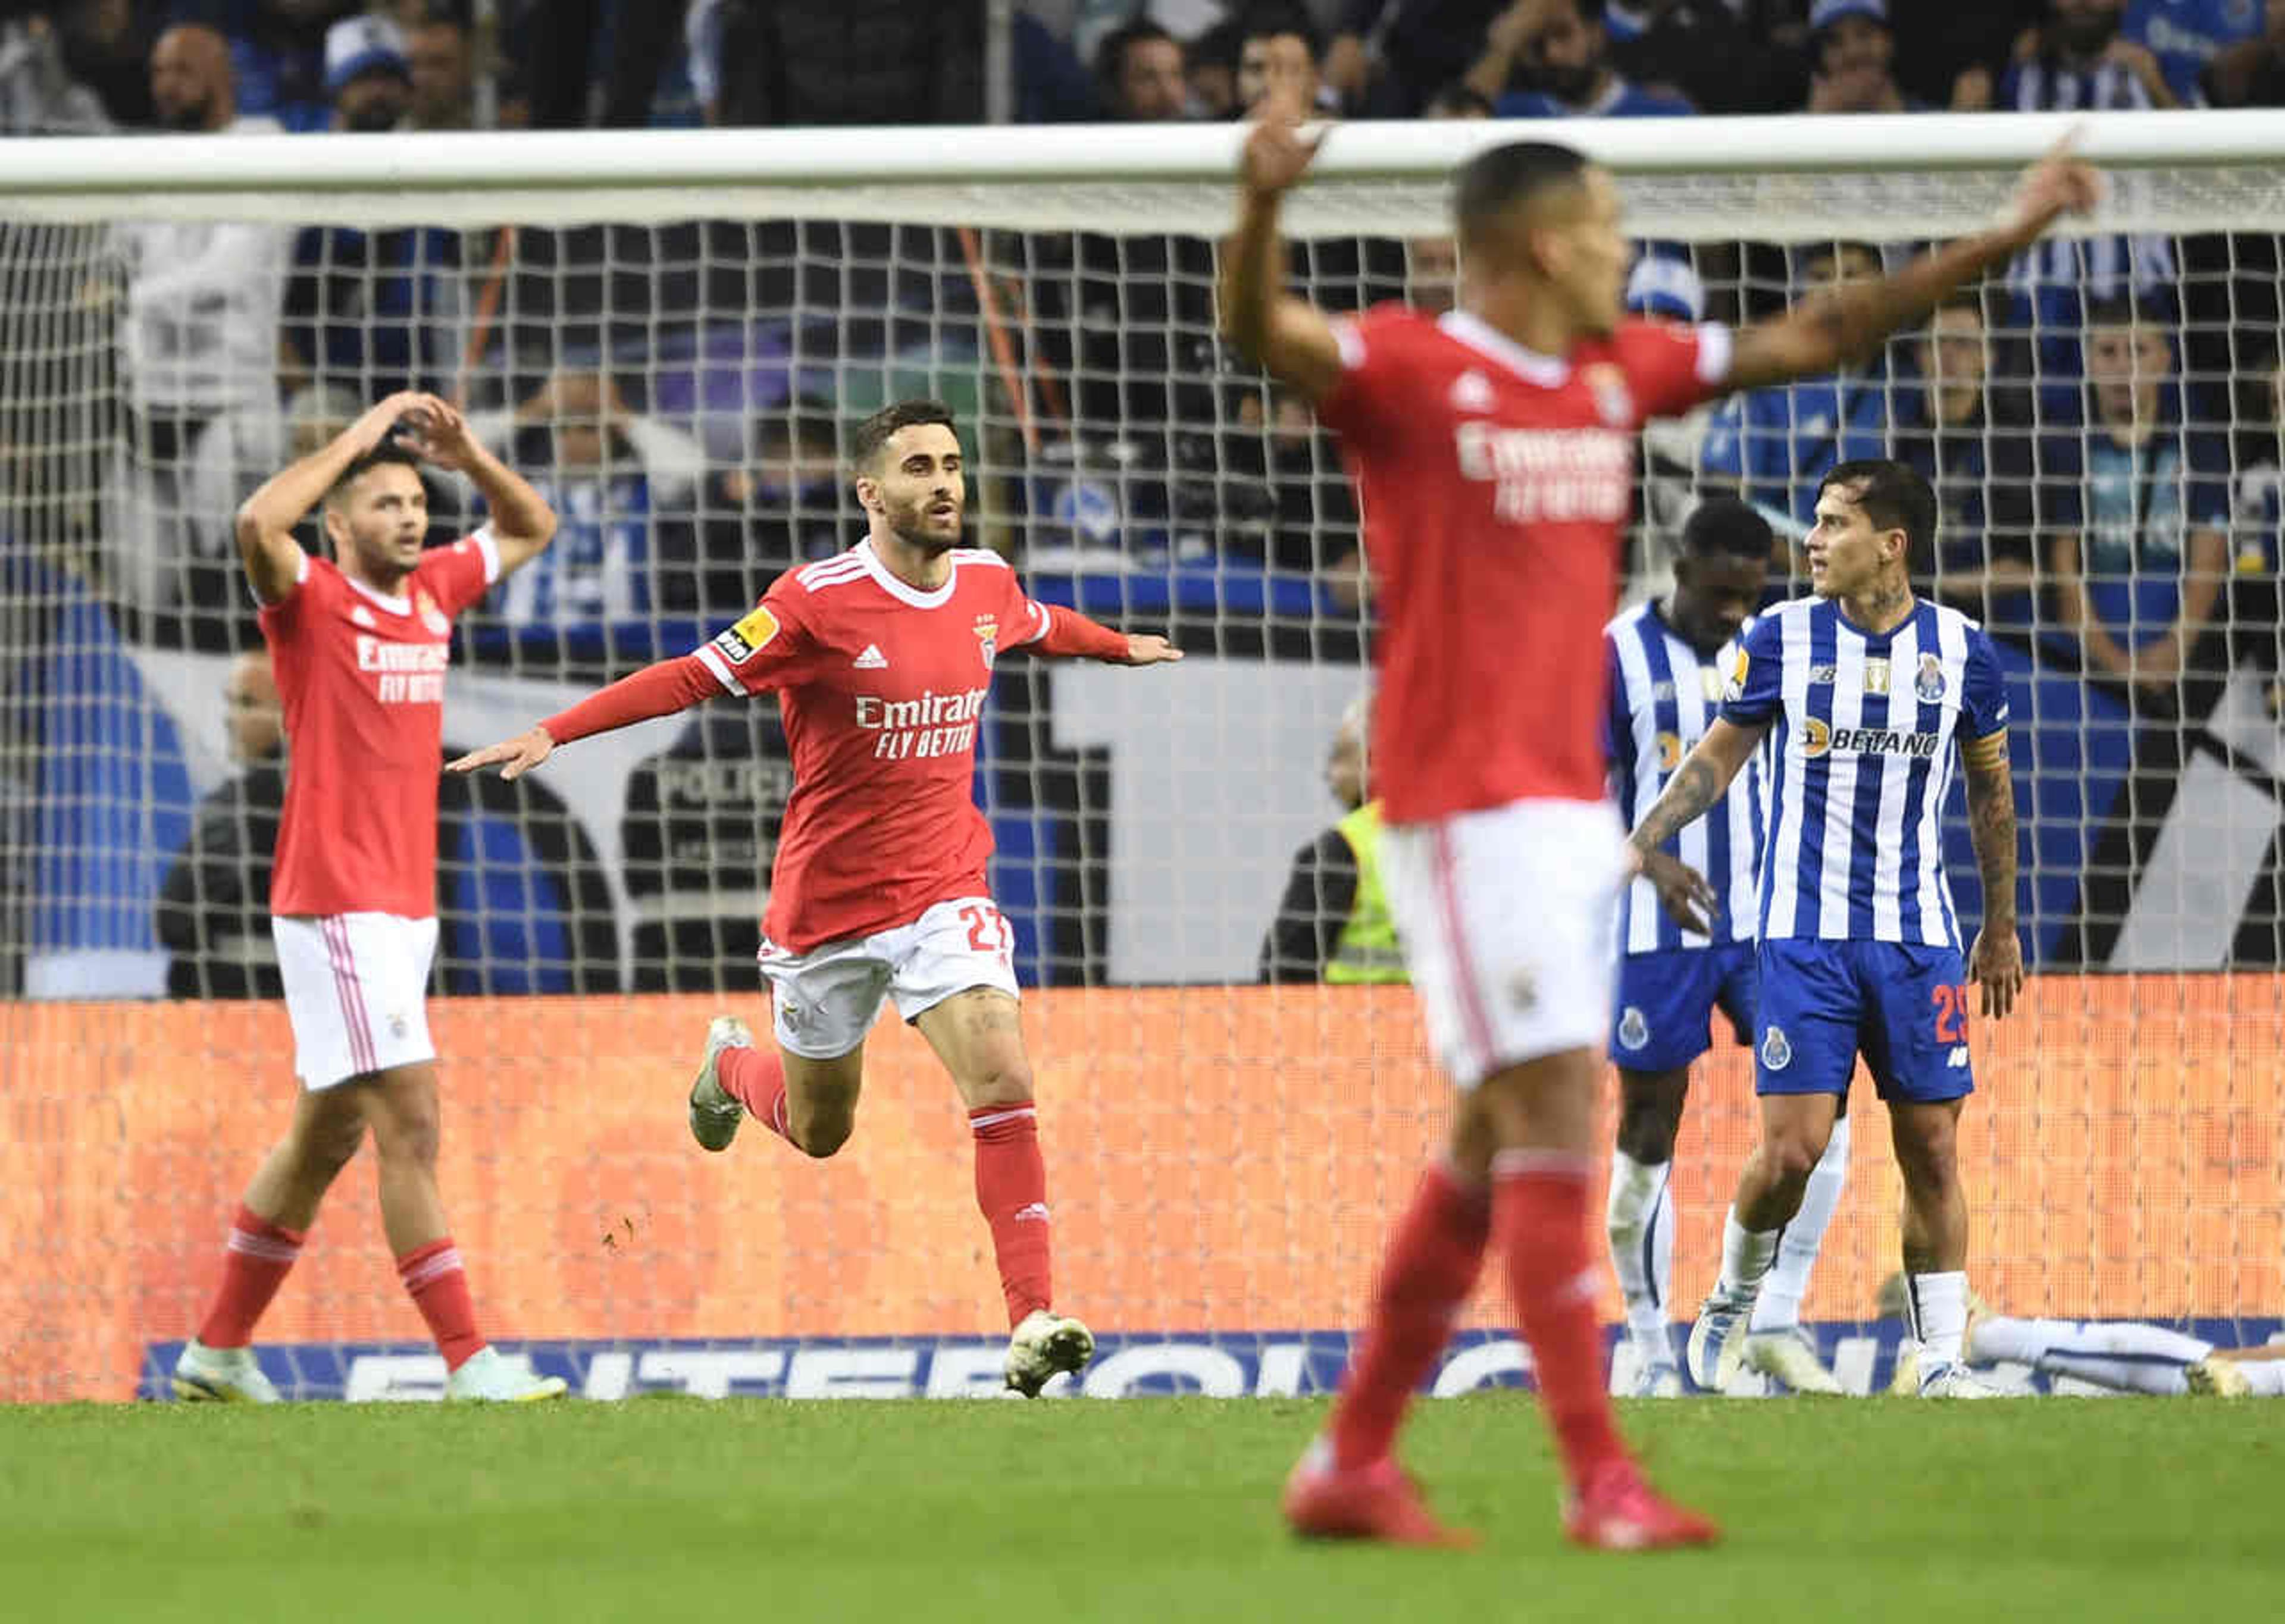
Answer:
[{"xmin": 4, "ymin": 112, "xmax": 2282, "ymax": 1402}]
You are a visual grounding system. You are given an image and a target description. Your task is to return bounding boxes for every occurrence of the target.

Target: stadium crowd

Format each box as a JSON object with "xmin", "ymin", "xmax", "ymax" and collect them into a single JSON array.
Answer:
[{"xmin": 6, "ymin": 0, "xmax": 2285, "ymax": 995}]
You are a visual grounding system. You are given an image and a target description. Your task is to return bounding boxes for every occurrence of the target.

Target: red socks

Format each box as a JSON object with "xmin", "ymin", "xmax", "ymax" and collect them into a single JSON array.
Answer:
[
  {"xmin": 1494, "ymin": 1151, "xmax": 1629, "ymax": 1491},
  {"xmin": 1327, "ymin": 1163, "xmax": 1492, "ymax": 1469},
  {"xmin": 195, "ymin": 1205, "xmax": 306, "ymax": 1348},
  {"xmin": 396, "ymin": 1238, "xmax": 484, "ymax": 1371},
  {"xmin": 971, "ymin": 1104, "xmax": 1053, "ymax": 1327},
  {"xmin": 719, "ymin": 1043, "xmax": 794, "ymax": 1143}
]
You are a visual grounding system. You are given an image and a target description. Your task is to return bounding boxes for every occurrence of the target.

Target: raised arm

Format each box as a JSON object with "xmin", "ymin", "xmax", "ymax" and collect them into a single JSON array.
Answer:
[
  {"xmin": 1219, "ymin": 93, "xmax": 1343, "ymax": 405},
  {"xmin": 401, "ymin": 398, "xmax": 558, "ymax": 575},
  {"xmin": 1723, "ymin": 138, "xmax": 2102, "ymax": 393},
  {"xmin": 1961, "ymin": 729, "xmax": 2024, "ymax": 1018},
  {"xmin": 233, "ymin": 390, "xmax": 428, "ymax": 604}
]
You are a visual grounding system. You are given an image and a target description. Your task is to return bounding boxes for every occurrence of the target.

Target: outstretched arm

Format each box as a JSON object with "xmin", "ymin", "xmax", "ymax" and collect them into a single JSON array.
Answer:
[
  {"xmin": 446, "ymin": 653, "xmax": 721, "ymax": 780},
  {"xmin": 1723, "ymin": 137, "xmax": 2103, "ymax": 391},
  {"xmin": 1021, "ymin": 600, "xmax": 1182, "ymax": 665},
  {"xmin": 1219, "ymin": 91, "xmax": 1342, "ymax": 405},
  {"xmin": 1962, "ymin": 731, "xmax": 2024, "ymax": 1018},
  {"xmin": 234, "ymin": 390, "xmax": 430, "ymax": 604}
]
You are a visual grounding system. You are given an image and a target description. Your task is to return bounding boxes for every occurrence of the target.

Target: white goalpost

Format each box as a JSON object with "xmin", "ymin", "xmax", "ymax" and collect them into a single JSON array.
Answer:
[{"xmin": 2, "ymin": 112, "xmax": 2281, "ymax": 1402}]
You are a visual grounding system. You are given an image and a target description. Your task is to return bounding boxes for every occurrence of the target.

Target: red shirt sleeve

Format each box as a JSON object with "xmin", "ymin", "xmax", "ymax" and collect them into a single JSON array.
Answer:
[
  {"xmin": 414, "ymin": 528, "xmax": 503, "ymax": 618},
  {"xmin": 1613, "ymin": 318, "xmax": 1734, "ymax": 422},
  {"xmin": 1313, "ymin": 303, "xmax": 1426, "ymax": 452},
  {"xmin": 690, "ymin": 582, "xmax": 824, "ymax": 698},
  {"xmin": 255, "ymin": 549, "xmax": 328, "ymax": 640}
]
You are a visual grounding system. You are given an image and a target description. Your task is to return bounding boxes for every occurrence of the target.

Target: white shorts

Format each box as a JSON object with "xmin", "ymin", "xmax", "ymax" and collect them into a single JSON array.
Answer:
[
  {"xmin": 1380, "ymin": 798, "xmax": 1625, "ymax": 1089},
  {"xmin": 758, "ymin": 896, "xmax": 1020, "ymax": 1059},
  {"xmin": 272, "ymin": 913, "xmax": 439, "ymax": 1089}
]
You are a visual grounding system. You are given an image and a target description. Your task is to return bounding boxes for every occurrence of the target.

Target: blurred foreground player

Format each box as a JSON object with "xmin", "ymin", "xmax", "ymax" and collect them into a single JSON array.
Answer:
[
  {"xmin": 1221, "ymin": 88, "xmax": 2098, "ymax": 1544},
  {"xmin": 174, "ymin": 392, "xmax": 565, "ymax": 1403},
  {"xmin": 451, "ymin": 401, "xmax": 1181, "ymax": 1396}
]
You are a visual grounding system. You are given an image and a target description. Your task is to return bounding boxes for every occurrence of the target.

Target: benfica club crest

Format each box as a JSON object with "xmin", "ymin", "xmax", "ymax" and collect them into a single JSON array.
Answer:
[
  {"xmin": 415, "ymin": 588, "xmax": 448, "ymax": 636},
  {"xmin": 974, "ymin": 613, "xmax": 998, "ymax": 670},
  {"xmin": 1582, "ymin": 362, "xmax": 1633, "ymax": 428}
]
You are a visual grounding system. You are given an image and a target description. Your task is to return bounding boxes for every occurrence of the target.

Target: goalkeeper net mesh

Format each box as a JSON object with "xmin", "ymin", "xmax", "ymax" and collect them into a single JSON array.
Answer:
[{"xmin": 2, "ymin": 115, "xmax": 2281, "ymax": 1400}]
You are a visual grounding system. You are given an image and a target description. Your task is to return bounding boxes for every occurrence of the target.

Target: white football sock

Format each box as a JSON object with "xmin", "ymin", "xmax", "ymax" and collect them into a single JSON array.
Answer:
[
  {"xmin": 1904, "ymin": 1271, "xmax": 1968, "ymax": 1366},
  {"xmin": 2239, "ymin": 1359, "xmax": 2285, "ymax": 1397},
  {"xmin": 1750, "ymin": 1114, "xmax": 1850, "ymax": 1333},
  {"xmin": 1717, "ymin": 1207, "xmax": 1779, "ymax": 1300},
  {"xmin": 1606, "ymin": 1149, "xmax": 1675, "ymax": 1363},
  {"xmin": 1968, "ymin": 1314, "xmax": 2208, "ymax": 1396}
]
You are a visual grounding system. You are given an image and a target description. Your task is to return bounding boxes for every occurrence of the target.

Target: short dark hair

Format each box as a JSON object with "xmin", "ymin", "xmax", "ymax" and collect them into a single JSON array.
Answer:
[
  {"xmin": 1096, "ymin": 18, "xmax": 1180, "ymax": 86},
  {"xmin": 1679, "ymin": 496, "xmax": 1774, "ymax": 563},
  {"xmin": 2083, "ymin": 292, "xmax": 2169, "ymax": 333},
  {"xmin": 1452, "ymin": 141, "xmax": 1591, "ymax": 250},
  {"xmin": 1818, "ymin": 458, "xmax": 1936, "ymax": 559},
  {"xmin": 1237, "ymin": 4, "xmax": 1322, "ymax": 59},
  {"xmin": 324, "ymin": 442, "xmax": 420, "ymax": 507},
  {"xmin": 850, "ymin": 399, "xmax": 958, "ymax": 472}
]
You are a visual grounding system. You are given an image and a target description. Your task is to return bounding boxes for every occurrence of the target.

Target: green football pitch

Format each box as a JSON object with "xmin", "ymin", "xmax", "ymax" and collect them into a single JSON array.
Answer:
[{"xmin": 4, "ymin": 1396, "xmax": 2272, "ymax": 1623}]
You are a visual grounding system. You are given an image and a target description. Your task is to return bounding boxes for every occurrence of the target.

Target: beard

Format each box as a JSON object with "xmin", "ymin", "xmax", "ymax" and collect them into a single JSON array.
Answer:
[
  {"xmin": 888, "ymin": 500, "xmax": 962, "ymax": 554},
  {"xmin": 342, "ymin": 96, "xmax": 406, "ymax": 133},
  {"xmin": 1539, "ymin": 60, "xmax": 1598, "ymax": 104},
  {"xmin": 160, "ymin": 95, "xmax": 212, "ymax": 131}
]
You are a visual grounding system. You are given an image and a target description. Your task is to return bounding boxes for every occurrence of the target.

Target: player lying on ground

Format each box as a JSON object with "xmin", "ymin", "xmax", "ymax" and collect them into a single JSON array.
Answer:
[
  {"xmin": 450, "ymin": 400, "xmax": 1179, "ymax": 1396},
  {"xmin": 176, "ymin": 391, "xmax": 569, "ymax": 1403},
  {"xmin": 1605, "ymin": 497, "xmax": 1851, "ymax": 1399},
  {"xmin": 1631, "ymin": 460, "xmax": 2024, "ymax": 1401},
  {"xmin": 1223, "ymin": 76, "xmax": 2096, "ymax": 1541},
  {"xmin": 1876, "ymin": 1274, "xmax": 2285, "ymax": 1396}
]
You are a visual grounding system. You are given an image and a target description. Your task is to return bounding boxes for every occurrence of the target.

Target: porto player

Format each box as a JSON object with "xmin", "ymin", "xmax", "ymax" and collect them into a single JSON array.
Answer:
[
  {"xmin": 450, "ymin": 400, "xmax": 1180, "ymax": 1396},
  {"xmin": 173, "ymin": 391, "xmax": 569, "ymax": 1403},
  {"xmin": 1222, "ymin": 89, "xmax": 2098, "ymax": 1545}
]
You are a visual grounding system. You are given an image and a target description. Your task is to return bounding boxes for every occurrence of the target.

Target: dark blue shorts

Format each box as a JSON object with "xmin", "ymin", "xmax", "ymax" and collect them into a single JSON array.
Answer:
[
  {"xmin": 1610, "ymin": 942, "xmax": 1758, "ymax": 1074},
  {"xmin": 1753, "ymin": 938, "xmax": 1976, "ymax": 1103}
]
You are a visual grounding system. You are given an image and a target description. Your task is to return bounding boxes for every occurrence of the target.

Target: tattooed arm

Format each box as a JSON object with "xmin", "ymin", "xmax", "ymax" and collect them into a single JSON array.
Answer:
[
  {"xmin": 1961, "ymin": 729, "xmax": 2025, "ymax": 1019},
  {"xmin": 1625, "ymin": 717, "xmax": 1769, "ymax": 935}
]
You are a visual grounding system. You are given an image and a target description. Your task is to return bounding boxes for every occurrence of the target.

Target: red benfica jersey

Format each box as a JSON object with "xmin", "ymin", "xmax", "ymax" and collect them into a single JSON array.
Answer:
[
  {"xmin": 693, "ymin": 540, "xmax": 1053, "ymax": 952},
  {"xmin": 260, "ymin": 532, "xmax": 498, "ymax": 918},
  {"xmin": 1318, "ymin": 306, "xmax": 1731, "ymax": 821}
]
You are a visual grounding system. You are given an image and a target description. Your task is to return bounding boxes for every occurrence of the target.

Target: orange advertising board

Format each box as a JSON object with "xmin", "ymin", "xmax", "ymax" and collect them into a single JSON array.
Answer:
[{"xmin": 3, "ymin": 978, "xmax": 2278, "ymax": 1402}]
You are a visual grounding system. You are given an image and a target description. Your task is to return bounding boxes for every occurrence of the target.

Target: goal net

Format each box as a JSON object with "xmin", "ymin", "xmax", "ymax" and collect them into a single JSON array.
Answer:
[{"xmin": 4, "ymin": 113, "xmax": 2281, "ymax": 1402}]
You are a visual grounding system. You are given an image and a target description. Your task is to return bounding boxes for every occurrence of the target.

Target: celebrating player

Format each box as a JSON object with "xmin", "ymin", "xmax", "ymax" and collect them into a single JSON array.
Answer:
[
  {"xmin": 1606, "ymin": 497, "xmax": 1849, "ymax": 1399},
  {"xmin": 1630, "ymin": 460, "xmax": 2023, "ymax": 1402},
  {"xmin": 449, "ymin": 400, "xmax": 1179, "ymax": 1397},
  {"xmin": 1222, "ymin": 89, "xmax": 2097, "ymax": 1545},
  {"xmin": 173, "ymin": 391, "xmax": 568, "ymax": 1404}
]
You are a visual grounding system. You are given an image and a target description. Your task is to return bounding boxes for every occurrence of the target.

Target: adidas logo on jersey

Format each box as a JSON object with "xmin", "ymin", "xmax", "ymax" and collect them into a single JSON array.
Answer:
[
  {"xmin": 352, "ymin": 606, "xmax": 378, "ymax": 629},
  {"xmin": 1448, "ymin": 370, "xmax": 1495, "ymax": 413},
  {"xmin": 853, "ymin": 644, "xmax": 888, "ymax": 669}
]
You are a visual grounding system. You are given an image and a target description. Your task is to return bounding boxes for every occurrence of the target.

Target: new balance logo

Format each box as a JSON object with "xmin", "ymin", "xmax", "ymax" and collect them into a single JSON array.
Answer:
[
  {"xmin": 853, "ymin": 644, "xmax": 888, "ymax": 670},
  {"xmin": 1012, "ymin": 1202, "xmax": 1051, "ymax": 1224}
]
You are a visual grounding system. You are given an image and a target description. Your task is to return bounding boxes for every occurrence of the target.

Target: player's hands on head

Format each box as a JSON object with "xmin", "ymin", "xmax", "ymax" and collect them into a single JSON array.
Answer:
[
  {"xmin": 1969, "ymin": 924, "xmax": 2023, "ymax": 1019},
  {"xmin": 1638, "ymin": 847, "xmax": 1718, "ymax": 938},
  {"xmin": 446, "ymin": 725, "xmax": 555, "ymax": 781},
  {"xmin": 348, "ymin": 390, "xmax": 433, "ymax": 453},
  {"xmin": 395, "ymin": 396, "xmax": 480, "ymax": 471},
  {"xmin": 1239, "ymin": 87, "xmax": 1325, "ymax": 199},
  {"xmin": 1999, "ymin": 129, "xmax": 2104, "ymax": 249},
  {"xmin": 1119, "ymin": 634, "xmax": 1184, "ymax": 666}
]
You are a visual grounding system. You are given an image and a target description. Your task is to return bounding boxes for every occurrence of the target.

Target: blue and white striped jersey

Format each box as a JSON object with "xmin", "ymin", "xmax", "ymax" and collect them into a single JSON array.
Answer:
[
  {"xmin": 1721, "ymin": 597, "xmax": 2009, "ymax": 949},
  {"xmin": 1606, "ymin": 601, "xmax": 1764, "ymax": 952}
]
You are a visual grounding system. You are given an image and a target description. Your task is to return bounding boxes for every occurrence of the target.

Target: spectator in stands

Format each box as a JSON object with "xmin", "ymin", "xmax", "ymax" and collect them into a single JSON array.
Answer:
[
  {"xmin": 109, "ymin": 21, "xmax": 288, "ymax": 648},
  {"xmin": 1799, "ymin": 0, "xmax": 1933, "ymax": 112},
  {"xmin": 1465, "ymin": 0, "xmax": 1695, "ymax": 118},
  {"xmin": 58, "ymin": 0, "xmax": 155, "ymax": 127},
  {"xmin": 321, "ymin": 12, "xmax": 411, "ymax": 130},
  {"xmin": 164, "ymin": 0, "xmax": 350, "ymax": 132},
  {"xmin": 403, "ymin": 6, "xmax": 474, "ymax": 130},
  {"xmin": 2230, "ymin": 352, "xmax": 2285, "ymax": 710},
  {"xmin": 677, "ymin": 401, "xmax": 846, "ymax": 616},
  {"xmin": 1235, "ymin": 5, "xmax": 1332, "ymax": 112},
  {"xmin": 1259, "ymin": 697, "xmax": 1405, "ymax": 983},
  {"xmin": 2005, "ymin": 0, "xmax": 2182, "ymax": 107},
  {"xmin": 1187, "ymin": 19, "xmax": 1242, "ymax": 118},
  {"xmin": 521, "ymin": 0, "xmax": 686, "ymax": 127},
  {"xmin": 1322, "ymin": 0, "xmax": 1505, "ymax": 117},
  {"xmin": 1097, "ymin": 18, "xmax": 1191, "ymax": 120},
  {"xmin": 691, "ymin": 0, "xmax": 985, "ymax": 125},
  {"xmin": 620, "ymin": 706, "xmax": 794, "ymax": 992},
  {"xmin": 1698, "ymin": 242, "xmax": 1890, "ymax": 534},
  {"xmin": 156, "ymin": 650, "xmax": 286, "ymax": 1000},
  {"xmin": 0, "ymin": 10, "xmax": 114, "ymax": 131},
  {"xmin": 2204, "ymin": 5, "xmax": 2285, "ymax": 105},
  {"xmin": 1602, "ymin": 0, "xmax": 1802, "ymax": 114},
  {"xmin": 1891, "ymin": 290, "xmax": 2042, "ymax": 628},
  {"xmin": 470, "ymin": 369, "xmax": 703, "ymax": 643},
  {"xmin": 2048, "ymin": 296, "xmax": 2232, "ymax": 711}
]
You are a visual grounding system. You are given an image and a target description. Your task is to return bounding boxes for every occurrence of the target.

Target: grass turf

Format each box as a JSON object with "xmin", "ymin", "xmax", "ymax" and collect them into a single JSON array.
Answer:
[{"xmin": 2, "ymin": 1395, "xmax": 2272, "ymax": 1623}]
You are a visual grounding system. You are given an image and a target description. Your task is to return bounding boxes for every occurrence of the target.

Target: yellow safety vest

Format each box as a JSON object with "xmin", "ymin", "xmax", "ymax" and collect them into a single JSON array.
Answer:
[{"xmin": 1325, "ymin": 800, "xmax": 1408, "ymax": 985}]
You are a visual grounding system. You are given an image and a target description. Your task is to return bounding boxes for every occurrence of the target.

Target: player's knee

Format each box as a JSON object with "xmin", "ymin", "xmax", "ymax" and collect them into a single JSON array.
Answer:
[
  {"xmin": 1615, "ymin": 1090, "xmax": 1683, "ymax": 1162},
  {"xmin": 789, "ymin": 1111, "xmax": 854, "ymax": 1159},
  {"xmin": 302, "ymin": 1117, "xmax": 365, "ymax": 1179},
  {"xmin": 963, "ymin": 1056, "xmax": 1034, "ymax": 1111},
  {"xmin": 370, "ymin": 1103, "xmax": 441, "ymax": 1169},
  {"xmin": 1762, "ymin": 1132, "xmax": 1827, "ymax": 1187}
]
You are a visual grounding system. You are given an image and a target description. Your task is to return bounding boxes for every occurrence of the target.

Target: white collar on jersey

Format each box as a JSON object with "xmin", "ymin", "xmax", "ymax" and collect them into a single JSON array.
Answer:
[
  {"xmin": 343, "ymin": 570, "xmax": 411, "ymax": 616},
  {"xmin": 1438, "ymin": 311, "xmax": 1570, "ymax": 388},
  {"xmin": 854, "ymin": 538, "xmax": 959, "ymax": 609}
]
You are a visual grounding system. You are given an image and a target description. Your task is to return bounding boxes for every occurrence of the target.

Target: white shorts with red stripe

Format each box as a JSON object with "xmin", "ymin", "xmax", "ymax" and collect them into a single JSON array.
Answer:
[
  {"xmin": 758, "ymin": 895, "xmax": 1019, "ymax": 1061},
  {"xmin": 272, "ymin": 913, "xmax": 439, "ymax": 1089},
  {"xmin": 1380, "ymin": 798, "xmax": 1626, "ymax": 1089}
]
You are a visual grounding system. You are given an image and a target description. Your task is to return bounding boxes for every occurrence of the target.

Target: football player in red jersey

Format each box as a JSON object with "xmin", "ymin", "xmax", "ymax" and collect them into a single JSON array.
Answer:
[
  {"xmin": 173, "ymin": 391, "xmax": 572, "ymax": 1404},
  {"xmin": 452, "ymin": 400, "xmax": 1179, "ymax": 1396},
  {"xmin": 1223, "ymin": 90, "xmax": 2099, "ymax": 1547}
]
